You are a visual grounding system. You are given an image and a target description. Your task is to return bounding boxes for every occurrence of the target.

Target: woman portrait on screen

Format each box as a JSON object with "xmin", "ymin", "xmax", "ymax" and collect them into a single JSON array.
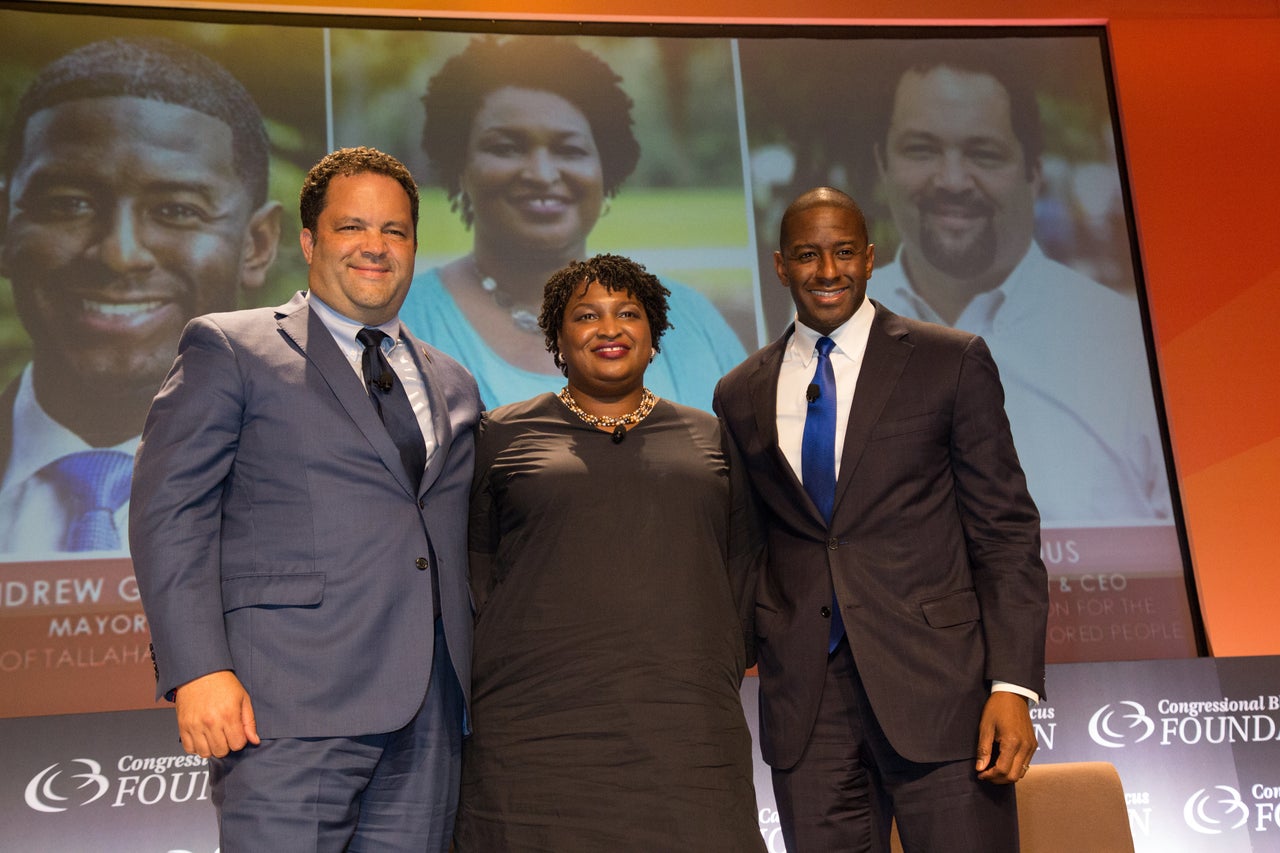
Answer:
[
  {"xmin": 398, "ymin": 35, "xmax": 745, "ymax": 410},
  {"xmin": 459, "ymin": 253, "xmax": 764, "ymax": 851}
]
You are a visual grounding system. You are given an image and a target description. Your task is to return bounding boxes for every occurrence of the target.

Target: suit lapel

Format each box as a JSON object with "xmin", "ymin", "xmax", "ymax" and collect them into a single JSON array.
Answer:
[
  {"xmin": 834, "ymin": 303, "xmax": 912, "ymax": 511},
  {"xmin": 276, "ymin": 295, "xmax": 420, "ymax": 498},
  {"xmin": 748, "ymin": 328, "xmax": 814, "ymax": 517},
  {"xmin": 747, "ymin": 338, "xmax": 784, "ymax": 453},
  {"xmin": 401, "ymin": 323, "xmax": 450, "ymax": 497}
]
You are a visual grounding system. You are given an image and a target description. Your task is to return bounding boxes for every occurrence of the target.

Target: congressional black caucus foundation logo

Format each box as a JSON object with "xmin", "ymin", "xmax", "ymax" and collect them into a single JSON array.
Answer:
[
  {"xmin": 23, "ymin": 753, "xmax": 208, "ymax": 812},
  {"xmin": 1183, "ymin": 783, "xmax": 1280, "ymax": 836},
  {"xmin": 1088, "ymin": 701, "xmax": 1155, "ymax": 748},
  {"xmin": 24, "ymin": 759, "xmax": 109, "ymax": 812},
  {"xmin": 1183, "ymin": 785, "xmax": 1249, "ymax": 835},
  {"xmin": 1089, "ymin": 695, "xmax": 1280, "ymax": 748}
]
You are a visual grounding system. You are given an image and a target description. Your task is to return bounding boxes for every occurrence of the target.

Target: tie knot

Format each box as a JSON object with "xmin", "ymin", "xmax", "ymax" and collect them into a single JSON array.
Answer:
[
  {"xmin": 42, "ymin": 450, "xmax": 134, "ymax": 552},
  {"xmin": 357, "ymin": 327, "xmax": 391, "ymax": 351},
  {"xmin": 815, "ymin": 336, "xmax": 836, "ymax": 359},
  {"xmin": 44, "ymin": 450, "xmax": 134, "ymax": 512}
]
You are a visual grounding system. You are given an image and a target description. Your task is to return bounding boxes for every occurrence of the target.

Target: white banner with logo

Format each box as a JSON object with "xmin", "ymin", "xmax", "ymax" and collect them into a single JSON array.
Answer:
[
  {"xmin": 3, "ymin": 656, "xmax": 1278, "ymax": 851},
  {"xmin": 748, "ymin": 657, "xmax": 1280, "ymax": 852}
]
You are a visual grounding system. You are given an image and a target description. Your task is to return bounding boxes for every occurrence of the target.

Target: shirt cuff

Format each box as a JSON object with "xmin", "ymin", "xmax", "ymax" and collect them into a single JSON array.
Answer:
[{"xmin": 992, "ymin": 680, "xmax": 1040, "ymax": 704}]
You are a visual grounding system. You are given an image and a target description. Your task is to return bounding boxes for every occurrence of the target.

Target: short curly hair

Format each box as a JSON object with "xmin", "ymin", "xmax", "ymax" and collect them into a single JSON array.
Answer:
[
  {"xmin": 299, "ymin": 146, "xmax": 419, "ymax": 237},
  {"xmin": 421, "ymin": 35, "xmax": 641, "ymax": 227},
  {"xmin": 539, "ymin": 254, "xmax": 672, "ymax": 376},
  {"xmin": 4, "ymin": 37, "xmax": 269, "ymax": 207}
]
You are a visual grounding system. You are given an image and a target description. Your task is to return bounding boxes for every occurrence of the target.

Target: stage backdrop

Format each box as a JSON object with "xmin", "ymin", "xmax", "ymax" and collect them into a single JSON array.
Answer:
[
  {"xmin": 0, "ymin": 6, "xmax": 1213, "ymax": 848},
  {"xmin": 0, "ymin": 2, "xmax": 1203, "ymax": 725}
]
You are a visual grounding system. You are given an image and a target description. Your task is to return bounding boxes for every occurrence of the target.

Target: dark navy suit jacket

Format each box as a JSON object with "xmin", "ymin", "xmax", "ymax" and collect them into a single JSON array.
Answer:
[{"xmin": 715, "ymin": 301, "xmax": 1047, "ymax": 769}]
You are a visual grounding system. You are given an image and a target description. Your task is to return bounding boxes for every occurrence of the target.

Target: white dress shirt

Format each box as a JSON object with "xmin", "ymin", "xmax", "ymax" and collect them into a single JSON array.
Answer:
[
  {"xmin": 873, "ymin": 243, "xmax": 1170, "ymax": 526},
  {"xmin": 0, "ymin": 365, "xmax": 137, "ymax": 558},
  {"xmin": 776, "ymin": 298, "xmax": 876, "ymax": 482},
  {"xmin": 308, "ymin": 294, "xmax": 438, "ymax": 470}
]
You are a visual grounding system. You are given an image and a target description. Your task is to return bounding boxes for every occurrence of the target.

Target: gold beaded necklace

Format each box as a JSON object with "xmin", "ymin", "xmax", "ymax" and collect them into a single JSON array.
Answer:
[{"xmin": 558, "ymin": 387, "xmax": 658, "ymax": 442}]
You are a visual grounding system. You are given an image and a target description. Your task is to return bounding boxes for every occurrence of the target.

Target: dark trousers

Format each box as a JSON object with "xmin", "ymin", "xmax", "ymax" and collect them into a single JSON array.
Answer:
[
  {"xmin": 771, "ymin": 637, "xmax": 1019, "ymax": 853},
  {"xmin": 210, "ymin": 619, "xmax": 464, "ymax": 853}
]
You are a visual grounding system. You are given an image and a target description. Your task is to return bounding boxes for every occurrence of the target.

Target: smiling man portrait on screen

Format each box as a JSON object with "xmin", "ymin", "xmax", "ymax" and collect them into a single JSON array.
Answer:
[
  {"xmin": 870, "ymin": 42, "xmax": 1169, "ymax": 525},
  {"xmin": 0, "ymin": 37, "xmax": 281, "ymax": 556}
]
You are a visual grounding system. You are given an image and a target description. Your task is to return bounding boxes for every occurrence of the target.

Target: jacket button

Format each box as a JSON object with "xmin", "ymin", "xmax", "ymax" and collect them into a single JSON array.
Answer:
[
  {"xmin": 418, "ymin": 497, "xmax": 426, "ymax": 509},
  {"xmin": 827, "ymin": 538, "xmax": 838, "ymax": 550},
  {"xmin": 415, "ymin": 557, "xmax": 430, "ymax": 571},
  {"xmin": 820, "ymin": 606, "xmax": 831, "ymax": 618}
]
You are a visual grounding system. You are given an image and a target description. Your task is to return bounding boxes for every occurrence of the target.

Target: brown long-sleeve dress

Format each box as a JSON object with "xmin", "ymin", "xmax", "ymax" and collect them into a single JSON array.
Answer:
[{"xmin": 455, "ymin": 393, "xmax": 765, "ymax": 852}]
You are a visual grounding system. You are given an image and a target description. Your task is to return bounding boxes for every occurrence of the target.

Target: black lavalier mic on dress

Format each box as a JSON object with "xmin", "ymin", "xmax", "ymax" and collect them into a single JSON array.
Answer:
[
  {"xmin": 612, "ymin": 424, "xmax": 627, "ymax": 444},
  {"xmin": 806, "ymin": 383, "xmax": 820, "ymax": 404}
]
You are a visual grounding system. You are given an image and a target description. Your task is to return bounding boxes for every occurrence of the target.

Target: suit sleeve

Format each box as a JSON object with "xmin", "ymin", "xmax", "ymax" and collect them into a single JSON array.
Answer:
[
  {"xmin": 949, "ymin": 335, "xmax": 1049, "ymax": 699},
  {"xmin": 722, "ymin": 421, "xmax": 764, "ymax": 670},
  {"xmin": 130, "ymin": 317, "xmax": 246, "ymax": 701},
  {"xmin": 467, "ymin": 411, "xmax": 500, "ymax": 615}
]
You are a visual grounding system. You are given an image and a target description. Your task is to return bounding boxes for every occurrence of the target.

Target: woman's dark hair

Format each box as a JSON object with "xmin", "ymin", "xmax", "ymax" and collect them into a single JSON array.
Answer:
[
  {"xmin": 421, "ymin": 35, "xmax": 641, "ymax": 226},
  {"xmin": 540, "ymin": 254, "xmax": 671, "ymax": 375}
]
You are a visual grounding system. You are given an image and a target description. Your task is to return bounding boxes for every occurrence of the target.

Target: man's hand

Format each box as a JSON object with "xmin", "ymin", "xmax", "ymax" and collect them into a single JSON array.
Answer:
[
  {"xmin": 174, "ymin": 670, "xmax": 259, "ymax": 759},
  {"xmin": 974, "ymin": 691, "xmax": 1037, "ymax": 784}
]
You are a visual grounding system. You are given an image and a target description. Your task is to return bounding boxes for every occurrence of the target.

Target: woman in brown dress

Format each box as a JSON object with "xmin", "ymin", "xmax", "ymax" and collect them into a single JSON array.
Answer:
[{"xmin": 457, "ymin": 253, "xmax": 765, "ymax": 852}]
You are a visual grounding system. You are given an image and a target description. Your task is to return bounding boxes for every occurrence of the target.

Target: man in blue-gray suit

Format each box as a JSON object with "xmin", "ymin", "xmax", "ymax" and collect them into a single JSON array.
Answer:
[{"xmin": 131, "ymin": 147, "xmax": 481, "ymax": 851}]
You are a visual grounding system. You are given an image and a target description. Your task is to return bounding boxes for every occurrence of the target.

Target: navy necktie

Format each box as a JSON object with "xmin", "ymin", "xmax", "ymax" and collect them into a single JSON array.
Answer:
[
  {"xmin": 800, "ymin": 336, "xmax": 846, "ymax": 652},
  {"xmin": 357, "ymin": 328, "xmax": 441, "ymax": 619},
  {"xmin": 45, "ymin": 449, "xmax": 134, "ymax": 551},
  {"xmin": 357, "ymin": 328, "xmax": 426, "ymax": 493}
]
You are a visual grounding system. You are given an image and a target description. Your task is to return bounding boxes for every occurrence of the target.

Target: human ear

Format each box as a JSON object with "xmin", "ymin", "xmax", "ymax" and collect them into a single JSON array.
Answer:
[{"xmin": 240, "ymin": 201, "xmax": 283, "ymax": 290}]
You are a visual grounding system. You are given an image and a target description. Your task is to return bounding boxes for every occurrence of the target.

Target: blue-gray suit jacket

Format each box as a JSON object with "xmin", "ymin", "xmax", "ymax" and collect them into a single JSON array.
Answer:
[{"xmin": 130, "ymin": 292, "xmax": 481, "ymax": 738}]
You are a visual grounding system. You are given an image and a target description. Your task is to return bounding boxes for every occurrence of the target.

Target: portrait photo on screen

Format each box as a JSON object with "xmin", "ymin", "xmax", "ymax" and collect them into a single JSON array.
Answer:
[
  {"xmin": 328, "ymin": 29, "xmax": 758, "ymax": 411},
  {"xmin": 0, "ymin": 6, "xmax": 1202, "ymax": 725},
  {"xmin": 741, "ymin": 35, "xmax": 1166, "ymax": 523},
  {"xmin": 739, "ymin": 32, "xmax": 1198, "ymax": 661},
  {"xmin": 0, "ymin": 4, "xmax": 328, "ymax": 719},
  {"xmin": 0, "ymin": 7, "xmax": 328, "ymax": 562}
]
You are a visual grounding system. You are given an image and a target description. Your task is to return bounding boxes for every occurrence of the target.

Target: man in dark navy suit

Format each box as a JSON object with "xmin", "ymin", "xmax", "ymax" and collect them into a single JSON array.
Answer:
[{"xmin": 716, "ymin": 186, "xmax": 1047, "ymax": 853}]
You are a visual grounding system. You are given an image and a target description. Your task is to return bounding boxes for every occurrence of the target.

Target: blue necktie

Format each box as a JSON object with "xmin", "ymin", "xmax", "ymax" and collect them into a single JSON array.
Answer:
[
  {"xmin": 45, "ymin": 449, "xmax": 134, "ymax": 551},
  {"xmin": 800, "ymin": 336, "xmax": 845, "ymax": 652},
  {"xmin": 357, "ymin": 328, "xmax": 426, "ymax": 492}
]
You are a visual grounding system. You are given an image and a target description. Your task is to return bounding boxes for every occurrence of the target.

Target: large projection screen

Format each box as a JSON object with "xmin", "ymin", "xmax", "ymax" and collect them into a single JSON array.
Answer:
[{"xmin": 0, "ymin": 1, "xmax": 1203, "ymax": 728}]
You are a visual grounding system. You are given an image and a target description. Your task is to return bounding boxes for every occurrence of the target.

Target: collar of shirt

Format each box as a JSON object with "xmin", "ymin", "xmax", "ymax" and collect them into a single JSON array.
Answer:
[
  {"xmin": 307, "ymin": 292, "xmax": 402, "ymax": 377},
  {"xmin": 784, "ymin": 297, "xmax": 876, "ymax": 370},
  {"xmin": 776, "ymin": 297, "xmax": 876, "ymax": 482},
  {"xmin": 305, "ymin": 292, "xmax": 439, "ymax": 469},
  {"xmin": 886, "ymin": 245, "xmax": 1063, "ymax": 337},
  {"xmin": 2, "ymin": 364, "xmax": 139, "ymax": 492}
]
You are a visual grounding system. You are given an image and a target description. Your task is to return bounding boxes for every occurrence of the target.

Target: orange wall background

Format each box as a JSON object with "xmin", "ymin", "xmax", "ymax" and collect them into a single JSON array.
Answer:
[{"xmin": 59, "ymin": 0, "xmax": 1280, "ymax": 657}]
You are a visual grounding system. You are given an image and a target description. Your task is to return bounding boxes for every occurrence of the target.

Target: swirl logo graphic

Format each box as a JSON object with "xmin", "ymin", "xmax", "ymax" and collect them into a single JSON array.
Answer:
[
  {"xmin": 24, "ymin": 760, "xmax": 110, "ymax": 813},
  {"xmin": 1184, "ymin": 785, "xmax": 1249, "ymax": 835},
  {"xmin": 1088, "ymin": 701, "xmax": 1156, "ymax": 748}
]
